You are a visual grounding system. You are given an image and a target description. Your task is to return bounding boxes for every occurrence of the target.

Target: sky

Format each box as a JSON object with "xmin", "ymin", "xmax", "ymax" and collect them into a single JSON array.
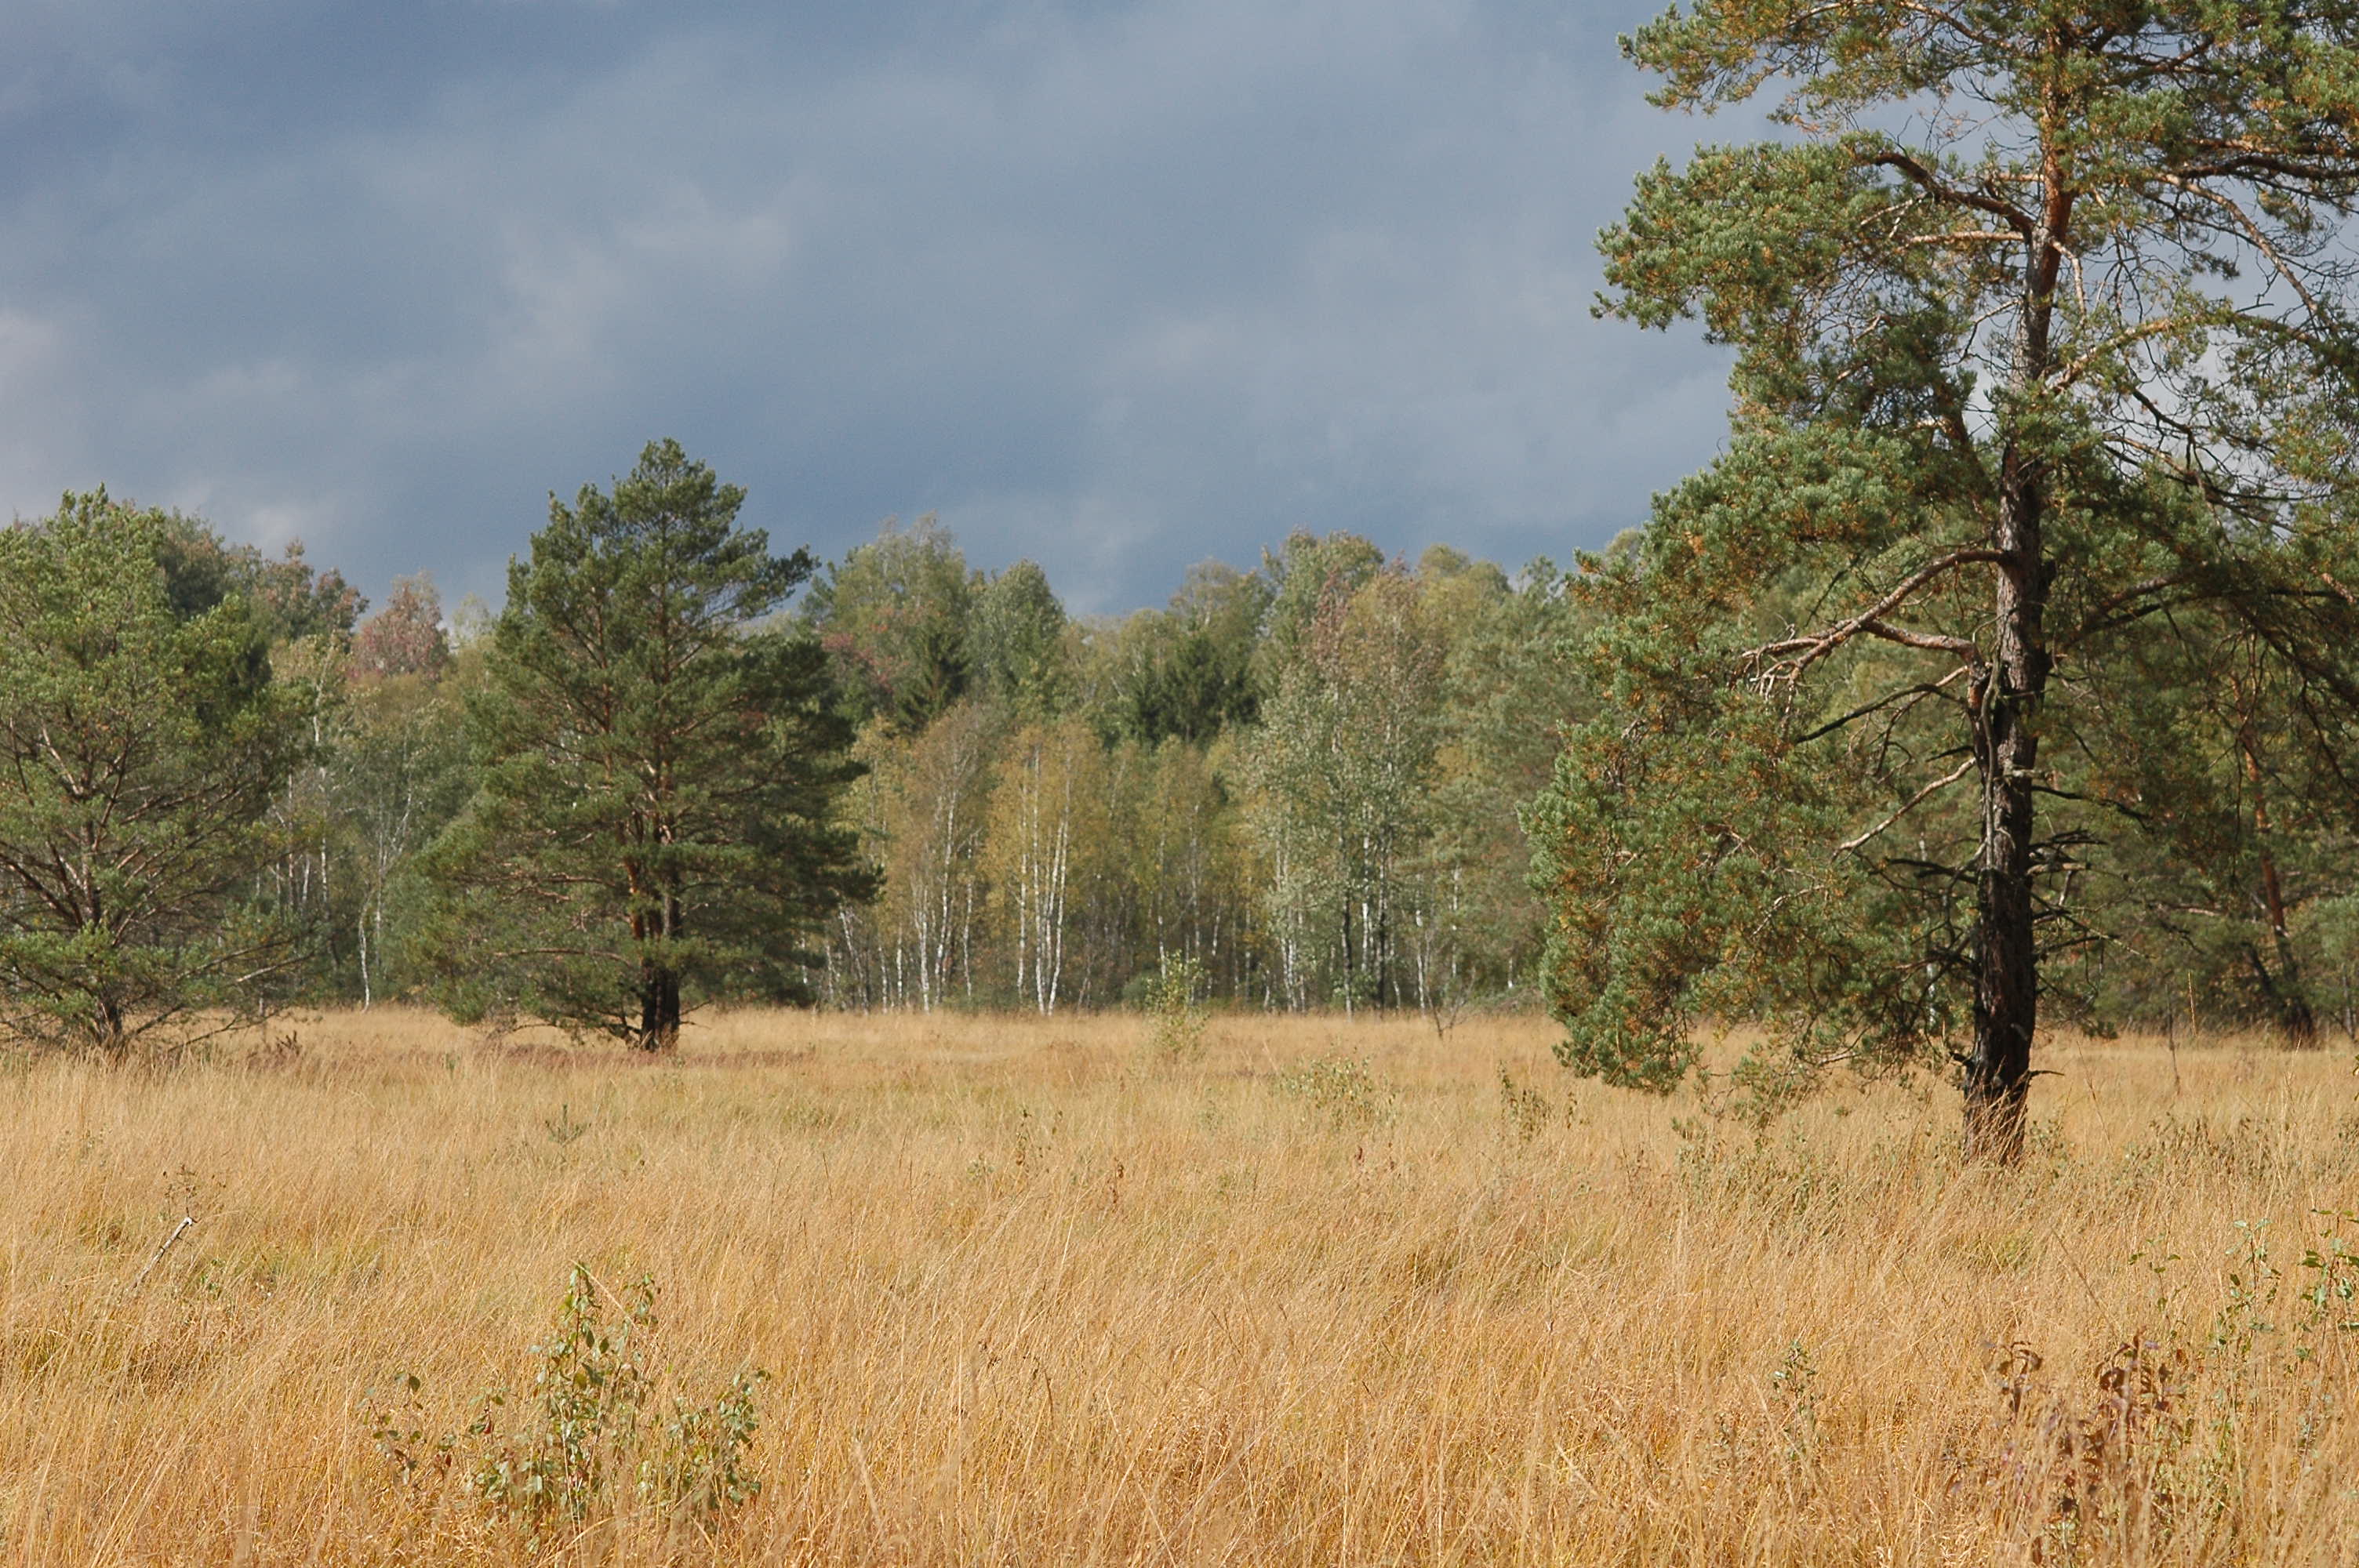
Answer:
[{"xmin": 0, "ymin": 0, "xmax": 1743, "ymax": 616}]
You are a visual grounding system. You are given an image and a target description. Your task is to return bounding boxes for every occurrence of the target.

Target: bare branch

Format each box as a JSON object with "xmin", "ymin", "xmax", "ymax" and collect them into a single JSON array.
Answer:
[
  {"xmin": 1870, "ymin": 151, "xmax": 2035, "ymax": 236},
  {"xmin": 1794, "ymin": 667, "xmax": 1968, "ymax": 743},
  {"xmin": 1899, "ymin": 230, "xmax": 2030, "ymax": 249},
  {"xmin": 2146, "ymin": 172, "xmax": 2326, "ymax": 318},
  {"xmin": 1745, "ymin": 550, "xmax": 2001, "ymax": 687},
  {"xmin": 1841, "ymin": 757, "xmax": 1976, "ymax": 853},
  {"xmin": 1859, "ymin": 619, "xmax": 1983, "ymax": 659}
]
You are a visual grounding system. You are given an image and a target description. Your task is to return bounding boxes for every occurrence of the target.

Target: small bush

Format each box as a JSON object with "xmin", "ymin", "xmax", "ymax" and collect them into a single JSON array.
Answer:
[
  {"xmin": 373, "ymin": 1263, "xmax": 766, "ymax": 1545},
  {"xmin": 468, "ymin": 1265, "xmax": 656, "ymax": 1527},
  {"xmin": 1276, "ymin": 1054, "xmax": 1397, "ymax": 1130},
  {"xmin": 1973, "ymin": 1337, "xmax": 2194, "ymax": 1557},
  {"xmin": 1145, "ymin": 955, "xmax": 1210, "ymax": 1062},
  {"xmin": 1496, "ymin": 1069, "xmax": 1554, "ymax": 1145}
]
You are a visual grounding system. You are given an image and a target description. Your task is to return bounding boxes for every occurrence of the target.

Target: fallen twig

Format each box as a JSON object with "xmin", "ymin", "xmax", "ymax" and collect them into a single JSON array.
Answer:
[{"xmin": 127, "ymin": 1214, "xmax": 197, "ymax": 1294}]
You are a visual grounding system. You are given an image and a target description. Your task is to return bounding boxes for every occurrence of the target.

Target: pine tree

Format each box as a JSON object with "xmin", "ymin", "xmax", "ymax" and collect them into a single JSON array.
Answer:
[
  {"xmin": 416, "ymin": 441, "xmax": 874, "ymax": 1049},
  {"xmin": 0, "ymin": 492, "xmax": 307, "ymax": 1053},
  {"xmin": 1537, "ymin": 2, "xmax": 2359, "ymax": 1158}
]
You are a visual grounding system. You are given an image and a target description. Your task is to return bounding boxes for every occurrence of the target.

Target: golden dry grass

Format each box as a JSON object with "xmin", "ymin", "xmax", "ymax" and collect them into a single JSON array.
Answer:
[{"xmin": 3, "ymin": 1007, "xmax": 2358, "ymax": 1565}]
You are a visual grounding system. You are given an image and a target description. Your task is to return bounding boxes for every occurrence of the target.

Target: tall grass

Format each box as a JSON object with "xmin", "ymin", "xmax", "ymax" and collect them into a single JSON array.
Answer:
[{"xmin": 2, "ymin": 1008, "xmax": 2357, "ymax": 1564}]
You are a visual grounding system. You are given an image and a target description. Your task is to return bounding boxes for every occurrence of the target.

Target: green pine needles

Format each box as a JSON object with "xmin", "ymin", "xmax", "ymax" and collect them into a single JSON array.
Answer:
[
  {"xmin": 414, "ymin": 440, "xmax": 874, "ymax": 1049},
  {"xmin": 0, "ymin": 492, "xmax": 308, "ymax": 1055},
  {"xmin": 1539, "ymin": 2, "xmax": 2359, "ymax": 1158}
]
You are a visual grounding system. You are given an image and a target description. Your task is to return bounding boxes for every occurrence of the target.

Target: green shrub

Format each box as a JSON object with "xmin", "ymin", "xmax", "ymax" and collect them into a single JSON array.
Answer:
[
  {"xmin": 374, "ymin": 1263, "xmax": 765, "ymax": 1544},
  {"xmin": 1145, "ymin": 955, "xmax": 1209, "ymax": 1062},
  {"xmin": 1275, "ymin": 1054, "xmax": 1397, "ymax": 1130}
]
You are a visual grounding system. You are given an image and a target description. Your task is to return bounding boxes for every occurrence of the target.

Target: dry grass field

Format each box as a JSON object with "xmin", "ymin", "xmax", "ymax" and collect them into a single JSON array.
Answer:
[{"xmin": 4, "ymin": 1007, "xmax": 2359, "ymax": 1565}]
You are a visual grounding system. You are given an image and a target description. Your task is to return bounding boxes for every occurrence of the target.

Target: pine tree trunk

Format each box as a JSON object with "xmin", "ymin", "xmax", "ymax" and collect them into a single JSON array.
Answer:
[
  {"xmin": 1965, "ymin": 185, "xmax": 2064, "ymax": 1164},
  {"xmin": 1965, "ymin": 673, "xmax": 2038, "ymax": 1163},
  {"xmin": 2242, "ymin": 730, "xmax": 2319, "ymax": 1046},
  {"xmin": 1964, "ymin": 500, "xmax": 2045, "ymax": 1159},
  {"xmin": 1963, "ymin": 530, "xmax": 2045, "ymax": 1162},
  {"xmin": 638, "ymin": 965, "xmax": 681, "ymax": 1052},
  {"xmin": 93, "ymin": 994, "xmax": 129, "ymax": 1061}
]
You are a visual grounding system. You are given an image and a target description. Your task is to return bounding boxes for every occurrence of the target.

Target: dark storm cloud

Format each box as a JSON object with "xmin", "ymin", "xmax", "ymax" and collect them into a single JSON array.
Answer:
[{"xmin": 0, "ymin": 0, "xmax": 1739, "ymax": 613}]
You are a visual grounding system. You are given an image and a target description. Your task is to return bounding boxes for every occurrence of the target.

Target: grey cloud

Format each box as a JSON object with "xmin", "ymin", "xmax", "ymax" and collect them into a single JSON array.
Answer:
[{"xmin": 0, "ymin": 0, "xmax": 1743, "ymax": 614}]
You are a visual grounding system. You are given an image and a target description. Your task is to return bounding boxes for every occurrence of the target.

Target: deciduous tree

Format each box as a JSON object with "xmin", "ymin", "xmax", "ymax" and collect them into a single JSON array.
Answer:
[
  {"xmin": 968, "ymin": 560, "xmax": 1070, "ymax": 720},
  {"xmin": 1249, "ymin": 564, "xmax": 1445, "ymax": 1012},
  {"xmin": 801, "ymin": 516, "xmax": 975, "ymax": 733}
]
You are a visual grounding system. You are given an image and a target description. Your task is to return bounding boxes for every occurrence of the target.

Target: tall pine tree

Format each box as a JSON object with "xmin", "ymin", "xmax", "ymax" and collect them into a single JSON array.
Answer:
[
  {"xmin": 418, "ymin": 441, "xmax": 873, "ymax": 1048},
  {"xmin": 1537, "ymin": 2, "xmax": 2359, "ymax": 1158}
]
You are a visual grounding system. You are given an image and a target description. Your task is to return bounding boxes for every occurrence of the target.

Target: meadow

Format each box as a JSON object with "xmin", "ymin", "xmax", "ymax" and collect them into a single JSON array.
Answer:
[{"xmin": 3, "ymin": 1008, "xmax": 2357, "ymax": 1566}]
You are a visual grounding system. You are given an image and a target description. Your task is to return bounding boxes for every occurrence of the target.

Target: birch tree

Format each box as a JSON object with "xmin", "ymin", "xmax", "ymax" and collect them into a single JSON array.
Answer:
[{"xmin": 986, "ymin": 719, "xmax": 1103, "ymax": 1011}]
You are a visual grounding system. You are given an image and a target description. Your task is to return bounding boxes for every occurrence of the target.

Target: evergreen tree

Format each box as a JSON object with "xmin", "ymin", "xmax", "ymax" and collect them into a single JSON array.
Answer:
[
  {"xmin": 154, "ymin": 519, "xmax": 364, "ymax": 644},
  {"xmin": 1113, "ymin": 562, "xmax": 1270, "ymax": 746},
  {"xmin": 1536, "ymin": 1, "xmax": 2359, "ymax": 1158},
  {"xmin": 416, "ymin": 441, "xmax": 873, "ymax": 1049},
  {"xmin": 0, "ymin": 492, "xmax": 307, "ymax": 1053}
]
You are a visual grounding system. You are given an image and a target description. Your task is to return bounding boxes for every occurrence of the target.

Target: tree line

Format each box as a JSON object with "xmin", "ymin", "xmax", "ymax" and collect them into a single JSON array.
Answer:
[
  {"xmin": 19, "ymin": 5, "xmax": 2359, "ymax": 1166},
  {"xmin": 0, "ymin": 442, "xmax": 1595, "ymax": 1052},
  {"xmin": 0, "ymin": 448, "xmax": 870, "ymax": 1054},
  {"xmin": 801, "ymin": 518, "xmax": 1584, "ymax": 1016},
  {"xmin": 5, "ymin": 430, "xmax": 2355, "ymax": 1083}
]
